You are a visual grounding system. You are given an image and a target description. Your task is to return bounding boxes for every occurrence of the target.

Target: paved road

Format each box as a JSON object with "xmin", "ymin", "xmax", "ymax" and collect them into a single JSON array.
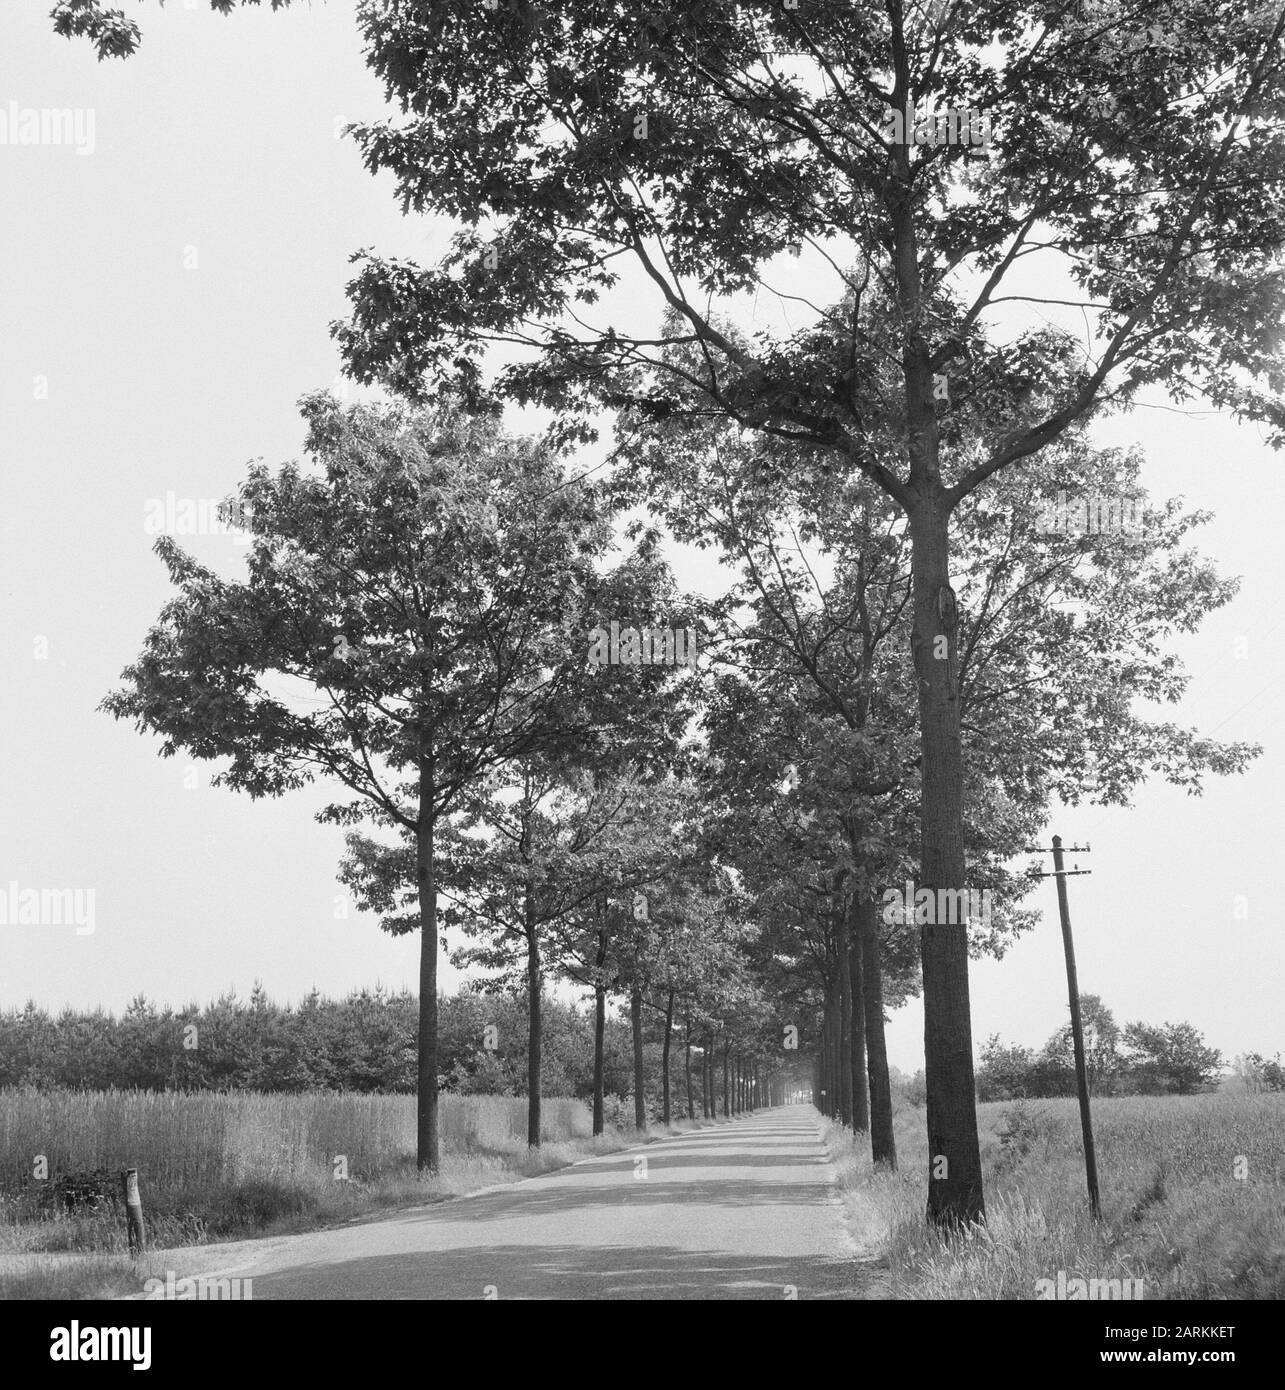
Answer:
[{"xmin": 157, "ymin": 1108, "xmax": 869, "ymax": 1300}]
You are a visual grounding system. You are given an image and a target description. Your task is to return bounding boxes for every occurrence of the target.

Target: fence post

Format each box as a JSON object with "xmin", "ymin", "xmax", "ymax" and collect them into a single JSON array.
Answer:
[{"xmin": 120, "ymin": 1168, "xmax": 146, "ymax": 1255}]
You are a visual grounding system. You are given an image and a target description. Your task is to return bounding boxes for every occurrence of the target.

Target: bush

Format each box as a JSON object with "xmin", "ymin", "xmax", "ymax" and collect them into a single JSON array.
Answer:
[
  {"xmin": 977, "ymin": 1036, "xmax": 1036, "ymax": 1101},
  {"xmin": 599, "ymin": 1095, "xmax": 635, "ymax": 1131},
  {"xmin": 994, "ymin": 1100, "xmax": 1063, "ymax": 1170}
]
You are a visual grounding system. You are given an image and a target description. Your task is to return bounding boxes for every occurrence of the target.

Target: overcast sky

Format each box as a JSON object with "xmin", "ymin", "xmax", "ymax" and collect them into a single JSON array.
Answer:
[{"xmin": 2, "ymin": 2, "xmax": 1281, "ymax": 1074}]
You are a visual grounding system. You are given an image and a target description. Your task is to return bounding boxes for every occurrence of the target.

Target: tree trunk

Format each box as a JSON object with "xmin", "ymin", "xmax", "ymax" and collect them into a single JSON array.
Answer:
[
  {"xmin": 831, "ymin": 979, "xmax": 843, "ymax": 1120},
  {"xmin": 722, "ymin": 1041, "xmax": 730, "ymax": 1118},
  {"xmin": 837, "ymin": 901, "xmax": 855, "ymax": 1129},
  {"xmin": 824, "ymin": 970, "xmax": 841, "ymax": 1120},
  {"xmin": 848, "ymin": 897, "xmax": 869, "ymax": 1133},
  {"xmin": 819, "ymin": 996, "xmax": 829, "ymax": 1117},
  {"xmin": 525, "ymin": 879, "xmax": 541, "ymax": 1149},
  {"xmin": 908, "ymin": 495, "xmax": 983, "ymax": 1224},
  {"xmin": 702, "ymin": 1031, "xmax": 712, "ymax": 1118},
  {"xmin": 709, "ymin": 1032, "xmax": 716, "ymax": 1116},
  {"xmin": 889, "ymin": 142, "xmax": 985, "ymax": 1223},
  {"xmin": 684, "ymin": 1010, "xmax": 694, "ymax": 1120},
  {"xmin": 592, "ymin": 894, "xmax": 607, "ymax": 1137},
  {"xmin": 662, "ymin": 988, "xmax": 674, "ymax": 1127},
  {"xmin": 860, "ymin": 895, "xmax": 897, "ymax": 1169},
  {"xmin": 415, "ymin": 800, "xmax": 439, "ymax": 1172},
  {"xmin": 631, "ymin": 984, "xmax": 646, "ymax": 1130}
]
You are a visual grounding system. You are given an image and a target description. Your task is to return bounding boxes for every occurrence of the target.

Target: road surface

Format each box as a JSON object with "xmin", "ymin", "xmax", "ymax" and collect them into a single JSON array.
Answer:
[{"xmin": 153, "ymin": 1108, "xmax": 873, "ymax": 1300}]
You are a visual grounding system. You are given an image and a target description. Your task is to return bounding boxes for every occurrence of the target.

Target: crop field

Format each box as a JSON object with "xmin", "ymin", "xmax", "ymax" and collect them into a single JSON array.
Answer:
[{"xmin": 0, "ymin": 1088, "xmax": 602, "ymax": 1271}]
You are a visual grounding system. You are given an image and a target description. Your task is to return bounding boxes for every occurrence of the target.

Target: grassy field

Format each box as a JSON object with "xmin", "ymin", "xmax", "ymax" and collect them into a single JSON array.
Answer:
[
  {"xmin": 828, "ymin": 1092, "xmax": 1285, "ymax": 1299},
  {"xmin": 0, "ymin": 1088, "xmax": 707, "ymax": 1299}
]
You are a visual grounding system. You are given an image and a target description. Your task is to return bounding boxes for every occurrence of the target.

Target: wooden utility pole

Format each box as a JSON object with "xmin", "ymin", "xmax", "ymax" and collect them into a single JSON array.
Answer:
[{"xmin": 1029, "ymin": 836, "xmax": 1101, "ymax": 1218}]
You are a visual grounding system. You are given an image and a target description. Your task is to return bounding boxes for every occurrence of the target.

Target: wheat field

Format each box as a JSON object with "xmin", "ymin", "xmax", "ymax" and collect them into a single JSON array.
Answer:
[
  {"xmin": 0, "ymin": 1088, "xmax": 592, "ymax": 1192},
  {"xmin": 0, "ymin": 1088, "xmax": 599, "ymax": 1264}
]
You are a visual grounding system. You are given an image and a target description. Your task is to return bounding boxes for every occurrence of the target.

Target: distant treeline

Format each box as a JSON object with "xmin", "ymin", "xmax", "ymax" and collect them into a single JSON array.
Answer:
[
  {"xmin": 0, "ymin": 986, "xmax": 653, "ymax": 1102},
  {"xmin": 975, "ymin": 994, "xmax": 1258, "ymax": 1100}
]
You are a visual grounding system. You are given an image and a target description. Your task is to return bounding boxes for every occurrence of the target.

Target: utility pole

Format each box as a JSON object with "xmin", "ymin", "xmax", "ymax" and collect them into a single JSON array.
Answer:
[{"xmin": 1027, "ymin": 835, "xmax": 1101, "ymax": 1219}]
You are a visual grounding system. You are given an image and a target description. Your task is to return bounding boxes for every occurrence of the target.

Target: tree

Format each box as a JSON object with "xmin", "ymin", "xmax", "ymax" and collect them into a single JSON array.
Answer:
[
  {"xmin": 618, "ymin": 862, "xmax": 754, "ymax": 1129},
  {"xmin": 1121, "ymin": 1020, "xmax": 1223, "ymax": 1095},
  {"xmin": 531, "ymin": 770, "xmax": 701, "ymax": 1134},
  {"xmin": 102, "ymin": 393, "xmax": 613, "ymax": 1170},
  {"xmin": 331, "ymin": 0, "xmax": 1285, "ymax": 1226},
  {"xmin": 439, "ymin": 759, "xmax": 691, "ymax": 1144},
  {"xmin": 431, "ymin": 548, "xmax": 697, "ymax": 1145},
  {"xmin": 1234, "ymin": 1052, "xmax": 1285, "ymax": 1093},
  {"xmin": 1038, "ymin": 994, "xmax": 1121, "ymax": 1097},
  {"xmin": 984, "ymin": 1005, "xmax": 1225, "ymax": 1097},
  {"xmin": 50, "ymin": 0, "xmax": 296, "ymax": 58},
  {"xmin": 976, "ymin": 1035, "xmax": 1037, "ymax": 1102}
]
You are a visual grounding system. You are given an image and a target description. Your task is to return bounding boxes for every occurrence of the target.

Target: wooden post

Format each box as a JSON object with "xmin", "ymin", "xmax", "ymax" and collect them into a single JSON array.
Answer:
[
  {"xmin": 1051, "ymin": 836, "xmax": 1101, "ymax": 1219},
  {"xmin": 120, "ymin": 1168, "xmax": 146, "ymax": 1254}
]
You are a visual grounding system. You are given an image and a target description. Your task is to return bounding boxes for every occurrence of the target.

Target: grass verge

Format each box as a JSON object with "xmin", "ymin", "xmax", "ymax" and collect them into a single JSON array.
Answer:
[{"xmin": 823, "ymin": 1093, "xmax": 1285, "ymax": 1299}]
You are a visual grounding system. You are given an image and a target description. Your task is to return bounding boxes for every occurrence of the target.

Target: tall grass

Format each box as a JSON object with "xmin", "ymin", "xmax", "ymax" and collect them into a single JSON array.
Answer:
[
  {"xmin": 0, "ymin": 1088, "xmax": 598, "ymax": 1262},
  {"xmin": 828, "ymin": 1093, "xmax": 1285, "ymax": 1300},
  {"xmin": 0, "ymin": 1089, "xmax": 591, "ymax": 1191}
]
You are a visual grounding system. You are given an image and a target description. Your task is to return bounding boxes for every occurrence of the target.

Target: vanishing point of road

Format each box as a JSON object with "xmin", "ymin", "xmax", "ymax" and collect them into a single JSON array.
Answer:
[{"xmin": 158, "ymin": 1107, "xmax": 875, "ymax": 1300}]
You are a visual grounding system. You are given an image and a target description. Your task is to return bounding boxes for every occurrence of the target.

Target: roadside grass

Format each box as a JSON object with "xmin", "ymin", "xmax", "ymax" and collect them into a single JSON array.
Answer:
[
  {"xmin": 824, "ymin": 1092, "xmax": 1285, "ymax": 1300},
  {"xmin": 0, "ymin": 1252, "xmax": 145, "ymax": 1301},
  {"xmin": 0, "ymin": 1088, "xmax": 726, "ymax": 1299}
]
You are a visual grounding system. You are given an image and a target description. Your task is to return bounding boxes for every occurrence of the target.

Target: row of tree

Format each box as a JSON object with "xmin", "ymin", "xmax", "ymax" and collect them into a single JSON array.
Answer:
[
  {"xmin": 99, "ymin": 391, "xmax": 1249, "ymax": 1188},
  {"xmin": 6, "ymin": 982, "xmax": 1241, "ymax": 1108},
  {"xmin": 0, "ymin": 986, "xmax": 776, "ymax": 1113},
  {"xmin": 61, "ymin": 0, "xmax": 1283, "ymax": 1225}
]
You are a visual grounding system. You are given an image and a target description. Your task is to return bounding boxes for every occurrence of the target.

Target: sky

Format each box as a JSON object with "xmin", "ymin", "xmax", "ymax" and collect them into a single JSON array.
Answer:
[{"xmin": 2, "ymin": 2, "xmax": 1282, "ymax": 1075}]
